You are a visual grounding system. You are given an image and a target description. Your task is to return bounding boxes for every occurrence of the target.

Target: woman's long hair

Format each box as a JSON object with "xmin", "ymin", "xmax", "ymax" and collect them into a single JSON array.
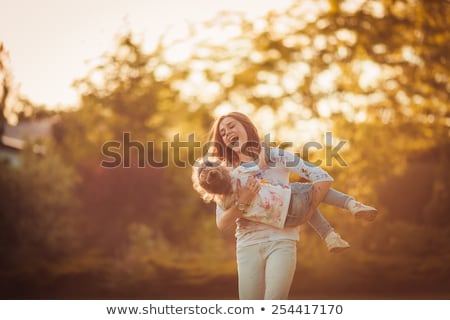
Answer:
[{"xmin": 207, "ymin": 112, "xmax": 261, "ymax": 167}]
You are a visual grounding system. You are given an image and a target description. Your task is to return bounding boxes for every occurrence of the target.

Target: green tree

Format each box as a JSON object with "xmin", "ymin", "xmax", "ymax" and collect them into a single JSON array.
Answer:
[{"xmin": 0, "ymin": 146, "xmax": 80, "ymax": 269}]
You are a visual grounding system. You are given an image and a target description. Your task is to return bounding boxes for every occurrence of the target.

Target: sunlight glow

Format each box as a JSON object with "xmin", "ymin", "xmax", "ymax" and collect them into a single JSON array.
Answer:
[
  {"xmin": 213, "ymin": 102, "xmax": 233, "ymax": 117},
  {"xmin": 254, "ymin": 106, "xmax": 276, "ymax": 134},
  {"xmin": 176, "ymin": 69, "xmax": 223, "ymax": 104},
  {"xmin": 289, "ymin": 34, "xmax": 311, "ymax": 47},
  {"xmin": 2, "ymin": 0, "xmax": 296, "ymax": 107},
  {"xmin": 337, "ymin": 45, "xmax": 350, "ymax": 59},
  {"xmin": 364, "ymin": 1, "xmax": 385, "ymax": 18},
  {"xmin": 317, "ymin": 96, "xmax": 353, "ymax": 120},
  {"xmin": 272, "ymin": 17, "xmax": 298, "ymax": 37},
  {"xmin": 373, "ymin": 43, "xmax": 387, "ymax": 54},
  {"xmin": 354, "ymin": 60, "xmax": 382, "ymax": 91},
  {"xmin": 311, "ymin": 64, "xmax": 341, "ymax": 94},
  {"xmin": 354, "ymin": 110, "xmax": 367, "ymax": 122},
  {"xmin": 253, "ymin": 84, "xmax": 284, "ymax": 99},
  {"xmin": 402, "ymin": 46, "xmax": 423, "ymax": 66},
  {"xmin": 290, "ymin": 0, "xmax": 330, "ymax": 20},
  {"xmin": 317, "ymin": 99, "xmax": 332, "ymax": 118},
  {"xmin": 220, "ymin": 73, "xmax": 234, "ymax": 88},
  {"xmin": 281, "ymin": 63, "xmax": 308, "ymax": 93},
  {"xmin": 335, "ymin": 28, "xmax": 357, "ymax": 46},
  {"xmin": 213, "ymin": 98, "xmax": 255, "ymax": 118},
  {"xmin": 163, "ymin": 41, "xmax": 194, "ymax": 64},
  {"xmin": 153, "ymin": 64, "xmax": 172, "ymax": 81},
  {"xmin": 396, "ymin": 90, "xmax": 411, "ymax": 106},
  {"xmin": 300, "ymin": 47, "xmax": 317, "ymax": 60},
  {"xmin": 281, "ymin": 74, "xmax": 301, "ymax": 93},
  {"xmin": 293, "ymin": 119, "xmax": 329, "ymax": 144},
  {"xmin": 249, "ymin": 51, "xmax": 265, "ymax": 64},
  {"xmin": 313, "ymin": 35, "xmax": 328, "ymax": 51},
  {"xmin": 201, "ymin": 82, "xmax": 222, "ymax": 103},
  {"xmin": 340, "ymin": 0, "xmax": 365, "ymax": 14}
]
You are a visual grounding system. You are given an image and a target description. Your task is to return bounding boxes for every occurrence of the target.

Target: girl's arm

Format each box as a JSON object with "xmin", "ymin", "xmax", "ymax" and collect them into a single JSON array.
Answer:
[{"xmin": 216, "ymin": 176, "xmax": 260, "ymax": 231}]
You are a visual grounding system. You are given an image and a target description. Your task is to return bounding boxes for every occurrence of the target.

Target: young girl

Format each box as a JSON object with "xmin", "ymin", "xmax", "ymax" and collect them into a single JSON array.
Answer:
[{"xmin": 192, "ymin": 157, "xmax": 377, "ymax": 253}]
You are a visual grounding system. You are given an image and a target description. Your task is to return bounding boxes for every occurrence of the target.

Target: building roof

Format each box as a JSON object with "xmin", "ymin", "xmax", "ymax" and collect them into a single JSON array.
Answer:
[{"xmin": 1, "ymin": 116, "xmax": 58, "ymax": 151}]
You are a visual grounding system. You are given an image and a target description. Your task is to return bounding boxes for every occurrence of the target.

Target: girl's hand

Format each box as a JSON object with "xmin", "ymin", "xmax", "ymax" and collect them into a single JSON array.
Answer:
[
  {"xmin": 216, "ymin": 176, "xmax": 260, "ymax": 231},
  {"xmin": 236, "ymin": 176, "xmax": 260, "ymax": 205}
]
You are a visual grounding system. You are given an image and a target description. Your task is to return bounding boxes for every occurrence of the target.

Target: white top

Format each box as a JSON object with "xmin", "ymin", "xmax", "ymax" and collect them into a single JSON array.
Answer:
[
  {"xmin": 231, "ymin": 162, "xmax": 291, "ymax": 229},
  {"xmin": 216, "ymin": 148, "xmax": 334, "ymax": 248}
]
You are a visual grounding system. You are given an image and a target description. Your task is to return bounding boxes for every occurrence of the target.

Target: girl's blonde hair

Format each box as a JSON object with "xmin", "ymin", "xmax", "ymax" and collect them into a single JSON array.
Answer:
[{"xmin": 191, "ymin": 158, "xmax": 233, "ymax": 203}]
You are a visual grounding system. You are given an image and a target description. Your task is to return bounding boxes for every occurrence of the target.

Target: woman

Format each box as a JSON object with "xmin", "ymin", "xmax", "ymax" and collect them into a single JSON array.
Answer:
[{"xmin": 206, "ymin": 112, "xmax": 335, "ymax": 299}]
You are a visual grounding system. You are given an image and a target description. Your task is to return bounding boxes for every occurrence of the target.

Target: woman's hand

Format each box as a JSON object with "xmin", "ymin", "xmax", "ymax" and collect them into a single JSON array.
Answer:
[{"xmin": 236, "ymin": 176, "xmax": 260, "ymax": 207}]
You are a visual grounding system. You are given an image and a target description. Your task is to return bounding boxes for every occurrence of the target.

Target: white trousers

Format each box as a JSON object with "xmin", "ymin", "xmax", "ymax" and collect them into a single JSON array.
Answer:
[{"xmin": 236, "ymin": 240, "xmax": 297, "ymax": 300}]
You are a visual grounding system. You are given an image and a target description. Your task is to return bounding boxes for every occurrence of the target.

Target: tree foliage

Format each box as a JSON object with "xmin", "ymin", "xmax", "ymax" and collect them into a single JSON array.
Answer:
[{"xmin": 0, "ymin": 147, "xmax": 80, "ymax": 268}]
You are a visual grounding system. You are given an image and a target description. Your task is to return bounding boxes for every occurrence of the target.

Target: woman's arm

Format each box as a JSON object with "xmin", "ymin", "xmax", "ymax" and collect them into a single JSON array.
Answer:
[
  {"xmin": 216, "ymin": 176, "xmax": 260, "ymax": 231},
  {"xmin": 270, "ymin": 148, "xmax": 334, "ymax": 184},
  {"xmin": 269, "ymin": 148, "xmax": 334, "ymax": 224},
  {"xmin": 299, "ymin": 180, "xmax": 332, "ymax": 225}
]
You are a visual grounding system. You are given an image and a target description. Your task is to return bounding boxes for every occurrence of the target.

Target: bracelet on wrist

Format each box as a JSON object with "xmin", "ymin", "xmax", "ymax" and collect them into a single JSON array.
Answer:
[{"xmin": 235, "ymin": 201, "xmax": 250, "ymax": 212}]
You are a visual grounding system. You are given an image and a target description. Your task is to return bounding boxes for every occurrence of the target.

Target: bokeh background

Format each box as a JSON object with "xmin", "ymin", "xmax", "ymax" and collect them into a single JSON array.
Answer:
[{"xmin": 1, "ymin": 0, "xmax": 449, "ymax": 299}]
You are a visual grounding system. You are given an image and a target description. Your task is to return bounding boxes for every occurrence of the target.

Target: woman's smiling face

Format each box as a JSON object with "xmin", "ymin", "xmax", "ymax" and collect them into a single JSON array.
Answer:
[{"xmin": 219, "ymin": 117, "xmax": 249, "ymax": 153}]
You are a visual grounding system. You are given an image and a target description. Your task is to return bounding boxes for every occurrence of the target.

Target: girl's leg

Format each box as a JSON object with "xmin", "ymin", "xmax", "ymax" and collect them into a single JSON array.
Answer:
[
  {"xmin": 288, "ymin": 183, "xmax": 350, "ymax": 252},
  {"xmin": 308, "ymin": 208, "xmax": 333, "ymax": 239},
  {"xmin": 236, "ymin": 244, "xmax": 265, "ymax": 300},
  {"xmin": 322, "ymin": 188, "xmax": 354, "ymax": 209},
  {"xmin": 264, "ymin": 240, "xmax": 297, "ymax": 300},
  {"xmin": 305, "ymin": 188, "xmax": 351, "ymax": 252},
  {"xmin": 308, "ymin": 209, "xmax": 350, "ymax": 252},
  {"xmin": 287, "ymin": 183, "xmax": 338, "ymax": 237},
  {"xmin": 323, "ymin": 189, "xmax": 378, "ymax": 221},
  {"xmin": 289, "ymin": 183, "xmax": 376, "ymax": 222}
]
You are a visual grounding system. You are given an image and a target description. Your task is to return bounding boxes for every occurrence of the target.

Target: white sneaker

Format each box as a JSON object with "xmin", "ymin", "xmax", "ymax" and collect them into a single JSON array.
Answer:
[
  {"xmin": 325, "ymin": 231, "xmax": 350, "ymax": 253},
  {"xmin": 349, "ymin": 201, "xmax": 378, "ymax": 221}
]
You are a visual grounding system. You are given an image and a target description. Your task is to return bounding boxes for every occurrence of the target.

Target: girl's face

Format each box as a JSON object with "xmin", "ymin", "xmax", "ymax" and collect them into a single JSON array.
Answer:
[{"xmin": 219, "ymin": 117, "xmax": 249, "ymax": 153}]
